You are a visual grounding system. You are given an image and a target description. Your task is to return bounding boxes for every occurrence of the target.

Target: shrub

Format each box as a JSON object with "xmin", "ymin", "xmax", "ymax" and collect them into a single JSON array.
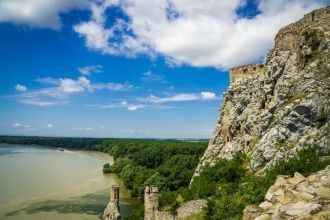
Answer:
[{"xmin": 102, "ymin": 163, "xmax": 111, "ymax": 174}]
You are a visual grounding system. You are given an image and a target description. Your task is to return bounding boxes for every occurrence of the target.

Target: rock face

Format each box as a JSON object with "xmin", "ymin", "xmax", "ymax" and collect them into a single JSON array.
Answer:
[
  {"xmin": 103, "ymin": 185, "xmax": 121, "ymax": 220},
  {"xmin": 243, "ymin": 166, "xmax": 330, "ymax": 219},
  {"xmin": 193, "ymin": 6, "xmax": 330, "ymax": 178}
]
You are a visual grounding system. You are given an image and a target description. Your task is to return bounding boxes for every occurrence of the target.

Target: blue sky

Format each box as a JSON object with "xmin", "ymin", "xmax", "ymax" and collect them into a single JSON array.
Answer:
[{"xmin": 0, "ymin": 0, "xmax": 325, "ymax": 138}]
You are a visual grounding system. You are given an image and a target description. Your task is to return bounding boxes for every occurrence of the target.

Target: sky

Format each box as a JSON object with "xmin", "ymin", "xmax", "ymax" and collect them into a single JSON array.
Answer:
[{"xmin": 0, "ymin": 0, "xmax": 326, "ymax": 138}]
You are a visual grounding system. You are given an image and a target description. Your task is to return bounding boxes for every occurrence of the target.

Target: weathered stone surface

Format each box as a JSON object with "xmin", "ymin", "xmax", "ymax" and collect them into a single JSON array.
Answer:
[
  {"xmin": 103, "ymin": 185, "xmax": 121, "ymax": 220},
  {"xmin": 243, "ymin": 167, "xmax": 330, "ymax": 220},
  {"xmin": 177, "ymin": 199, "xmax": 207, "ymax": 219},
  {"xmin": 280, "ymin": 201, "xmax": 321, "ymax": 216},
  {"xmin": 192, "ymin": 6, "xmax": 330, "ymax": 181}
]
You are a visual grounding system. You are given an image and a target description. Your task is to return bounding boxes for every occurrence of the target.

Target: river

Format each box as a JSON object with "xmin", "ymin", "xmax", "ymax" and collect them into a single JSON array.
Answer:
[{"xmin": 0, "ymin": 144, "xmax": 142, "ymax": 219}]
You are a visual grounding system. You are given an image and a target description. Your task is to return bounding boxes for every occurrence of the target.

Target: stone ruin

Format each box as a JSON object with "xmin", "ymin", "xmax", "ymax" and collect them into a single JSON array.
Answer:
[
  {"xmin": 229, "ymin": 64, "xmax": 265, "ymax": 83},
  {"xmin": 144, "ymin": 185, "xmax": 207, "ymax": 220},
  {"xmin": 103, "ymin": 185, "xmax": 121, "ymax": 220},
  {"xmin": 103, "ymin": 185, "xmax": 206, "ymax": 220}
]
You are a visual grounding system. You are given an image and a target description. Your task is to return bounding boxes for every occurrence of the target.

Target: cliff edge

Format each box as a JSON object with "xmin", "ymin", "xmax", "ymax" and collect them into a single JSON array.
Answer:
[{"xmin": 193, "ymin": 6, "xmax": 330, "ymax": 179}]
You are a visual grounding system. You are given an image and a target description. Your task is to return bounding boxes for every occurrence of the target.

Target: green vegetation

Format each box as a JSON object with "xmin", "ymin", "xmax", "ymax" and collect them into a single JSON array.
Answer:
[
  {"xmin": 191, "ymin": 146, "xmax": 330, "ymax": 220},
  {"xmin": 102, "ymin": 139, "xmax": 208, "ymax": 198},
  {"xmin": 302, "ymin": 28, "xmax": 321, "ymax": 50},
  {"xmin": 316, "ymin": 111, "xmax": 328, "ymax": 128},
  {"xmin": 0, "ymin": 136, "xmax": 104, "ymax": 150},
  {"xmin": 103, "ymin": 163, "xmax": 111, "ymax": 174}
]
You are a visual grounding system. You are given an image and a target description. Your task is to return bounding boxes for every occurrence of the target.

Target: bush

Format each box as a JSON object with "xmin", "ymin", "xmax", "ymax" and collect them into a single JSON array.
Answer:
[{"xmin": 103, "ymin": 163, "xmax": 111, "ymax": 174}]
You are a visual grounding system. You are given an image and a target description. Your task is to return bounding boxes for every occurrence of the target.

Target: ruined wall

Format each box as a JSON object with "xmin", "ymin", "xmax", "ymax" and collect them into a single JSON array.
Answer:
[
  {"xmin": 144, "ymin": 186, "xmax": 206, "ymax": 220},
  {"xmin": 230, "ymin": 64, "xmax": 265, "ymax": 83}
]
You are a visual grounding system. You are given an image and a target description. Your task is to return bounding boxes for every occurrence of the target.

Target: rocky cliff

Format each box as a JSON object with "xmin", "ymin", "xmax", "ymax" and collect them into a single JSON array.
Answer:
[{"xmin": 193, "ymin": 6, "xmax": 330, "ymax": 178}]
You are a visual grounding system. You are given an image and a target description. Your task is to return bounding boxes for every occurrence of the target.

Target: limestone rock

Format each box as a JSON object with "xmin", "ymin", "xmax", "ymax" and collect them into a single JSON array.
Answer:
[
  {"xmin": 243, "ymin": 167, "xmax": 330, "ymax": 220},
  {"xmin": 192, "ymin": 6, "xmax": 330, "ymax": 181}
]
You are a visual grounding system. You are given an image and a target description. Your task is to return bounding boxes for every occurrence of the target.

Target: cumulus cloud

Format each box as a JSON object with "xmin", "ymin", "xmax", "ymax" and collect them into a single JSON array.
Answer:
[
  {"xmin": 0, "ymin": 0, "xmax": 89, "ymax": 29},
  {"xmin": 201, "ymin": 91, "xmax": 216, "ymax": 100},
  {"xmin": 77, "ymin": 65, "xmax": 103, "ymax": 75},
  {"xmin": 74, "ymin": 0, "xmax": 324, "ymax": 69},
  {"xmin": 15, "ymin": 84, "xmax": 27, "ymax": 92},
  {"xmin": 44, "ymin": 123, "xmax": 54, "ymax": 128}
]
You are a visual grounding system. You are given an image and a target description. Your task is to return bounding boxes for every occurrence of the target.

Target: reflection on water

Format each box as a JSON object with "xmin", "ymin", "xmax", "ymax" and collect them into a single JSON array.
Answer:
[{"xmin": 0, "ymin": 144, "xmax": 142, "ymax": 220}]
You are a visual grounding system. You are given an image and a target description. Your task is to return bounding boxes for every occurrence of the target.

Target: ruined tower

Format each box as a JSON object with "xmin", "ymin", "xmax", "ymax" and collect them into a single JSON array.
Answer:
[
  {"xmin": 144, "ymin": 186, "xmax": 159, "ymax": 220},
  {"xmin": 103, "ymin": 185, "xmax": 121, "ymax": 220},
  {"xmin": 110, "ymin": 185, "xmax": 120, "ymax": 207}
]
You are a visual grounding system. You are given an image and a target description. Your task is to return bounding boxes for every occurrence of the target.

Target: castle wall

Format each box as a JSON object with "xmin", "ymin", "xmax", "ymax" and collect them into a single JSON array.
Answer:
[
  {"xmin": 229, "ymin": 64, "xmax": 264, "ymax": 83},
  {"xmin": 144, "ymin": 186, "xmax": 205, "ymax": 220}
]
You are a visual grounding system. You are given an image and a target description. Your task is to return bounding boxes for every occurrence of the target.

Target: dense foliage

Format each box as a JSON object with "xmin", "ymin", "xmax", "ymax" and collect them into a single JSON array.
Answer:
[
  {"xmin": 102, "ymin": 139, "xmax": 208, "ymax": 198},
  {"xmin": 0, "ymin": 136, "xmax": 104, "ymax": 150}
]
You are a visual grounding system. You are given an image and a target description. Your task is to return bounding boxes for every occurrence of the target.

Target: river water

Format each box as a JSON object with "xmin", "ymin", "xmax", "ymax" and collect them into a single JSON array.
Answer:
[{"xmin": 0, "ymin": 144, "xmax": 142, "ymax": 219}]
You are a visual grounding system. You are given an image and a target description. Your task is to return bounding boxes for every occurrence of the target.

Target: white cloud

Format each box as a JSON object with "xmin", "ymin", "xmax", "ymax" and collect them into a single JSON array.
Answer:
[
  {"xmin": 87, "ymin": 100, "xmax": 175, "ymax": 111},
  {"xmin": 73, "ymin": 127, "xmax": 94, "ymax": 131},
  {"xmin": 0, "ymin": 0, "xmax": 89, "ymax": 29},
  {"xmin": 59, "ymin": 78, "xmax": 85, "ymax": 93},
  {"xmin": 201, "ymin": 91, "xmax": 216, "ymax": 100},
  {"xmin": 20, "ymin": 98, "xmax": 68, "ymax": 106},
  {"xmin": 35, "ymin": 77, "xmax": 60, "ymax": 85},
  {"xmin": 90, "ymin": 82, "xmax": 133, "ymax": 91},
  {"xmin": 138, "ymin": 92, "xmax": 219, "ymax": 103},
  {"xmin": 10, "ymin": 122, "xmax": 32, "ymax": 129},
  {"xmin": 15, "ymin": 84, "xmax": 27, "ymax": 92},
  {"xmin": 74, "ymin": 0, "xmax": 324, "ymax": 69},
  {"xmin": 77, "ymin": 65, "xmax": 103, "ymax": 75},
  {"xmin": 45, "ymin": 123, "xmax": 54, "ymax": 128},
  {"xmin": 139, "ymin": 93, "xmax": 199, "ymax": 103},
  {"xmin": 88, "ymin": 100, "xmax": 146, "ymax": 111},
  {"xmin": 9, "ymin": 76, "xmax": 134, "ymax": 106},
  {"xmin": 127, "ymin": 105, "xmax": 144, "ymax": 111},
  {"xmin": 141, "ymin": 71, "xmax": 167, "ymax": 83}
]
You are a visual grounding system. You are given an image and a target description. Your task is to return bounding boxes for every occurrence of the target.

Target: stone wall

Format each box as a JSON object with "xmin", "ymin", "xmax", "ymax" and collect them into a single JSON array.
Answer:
[
  {"xmin": 103, "ymin": 185, "xmax": 121, "ymax": 220},
  {"xmin": 243, "ymin": 166, "xmax": 330, "ymax": 219},
  {"xmin": 229, "ymin": 64, "xmax": 264, "ymax": 83}
]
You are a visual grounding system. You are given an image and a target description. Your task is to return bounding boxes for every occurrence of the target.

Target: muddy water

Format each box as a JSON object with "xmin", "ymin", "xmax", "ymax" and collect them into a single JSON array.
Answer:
[{"xmin": 0, "ymin": 144, "xmax": 142, "ymax": 219}]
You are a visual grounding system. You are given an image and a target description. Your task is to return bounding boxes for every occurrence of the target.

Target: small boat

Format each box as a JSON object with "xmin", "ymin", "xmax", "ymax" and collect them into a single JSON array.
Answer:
[{"xmin": 58, "ymin": 148, "xmax": 65, "ymax": 151}]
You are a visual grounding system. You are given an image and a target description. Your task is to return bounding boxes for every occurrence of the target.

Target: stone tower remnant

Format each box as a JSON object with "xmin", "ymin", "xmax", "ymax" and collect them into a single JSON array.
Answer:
[
  {"xmin": 144, "ymin": 186, "xmax": 159, "ymax": 220},
  {"xmin": 103, "ymin": 185, "xmax": 121, "ymax": 220}
]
